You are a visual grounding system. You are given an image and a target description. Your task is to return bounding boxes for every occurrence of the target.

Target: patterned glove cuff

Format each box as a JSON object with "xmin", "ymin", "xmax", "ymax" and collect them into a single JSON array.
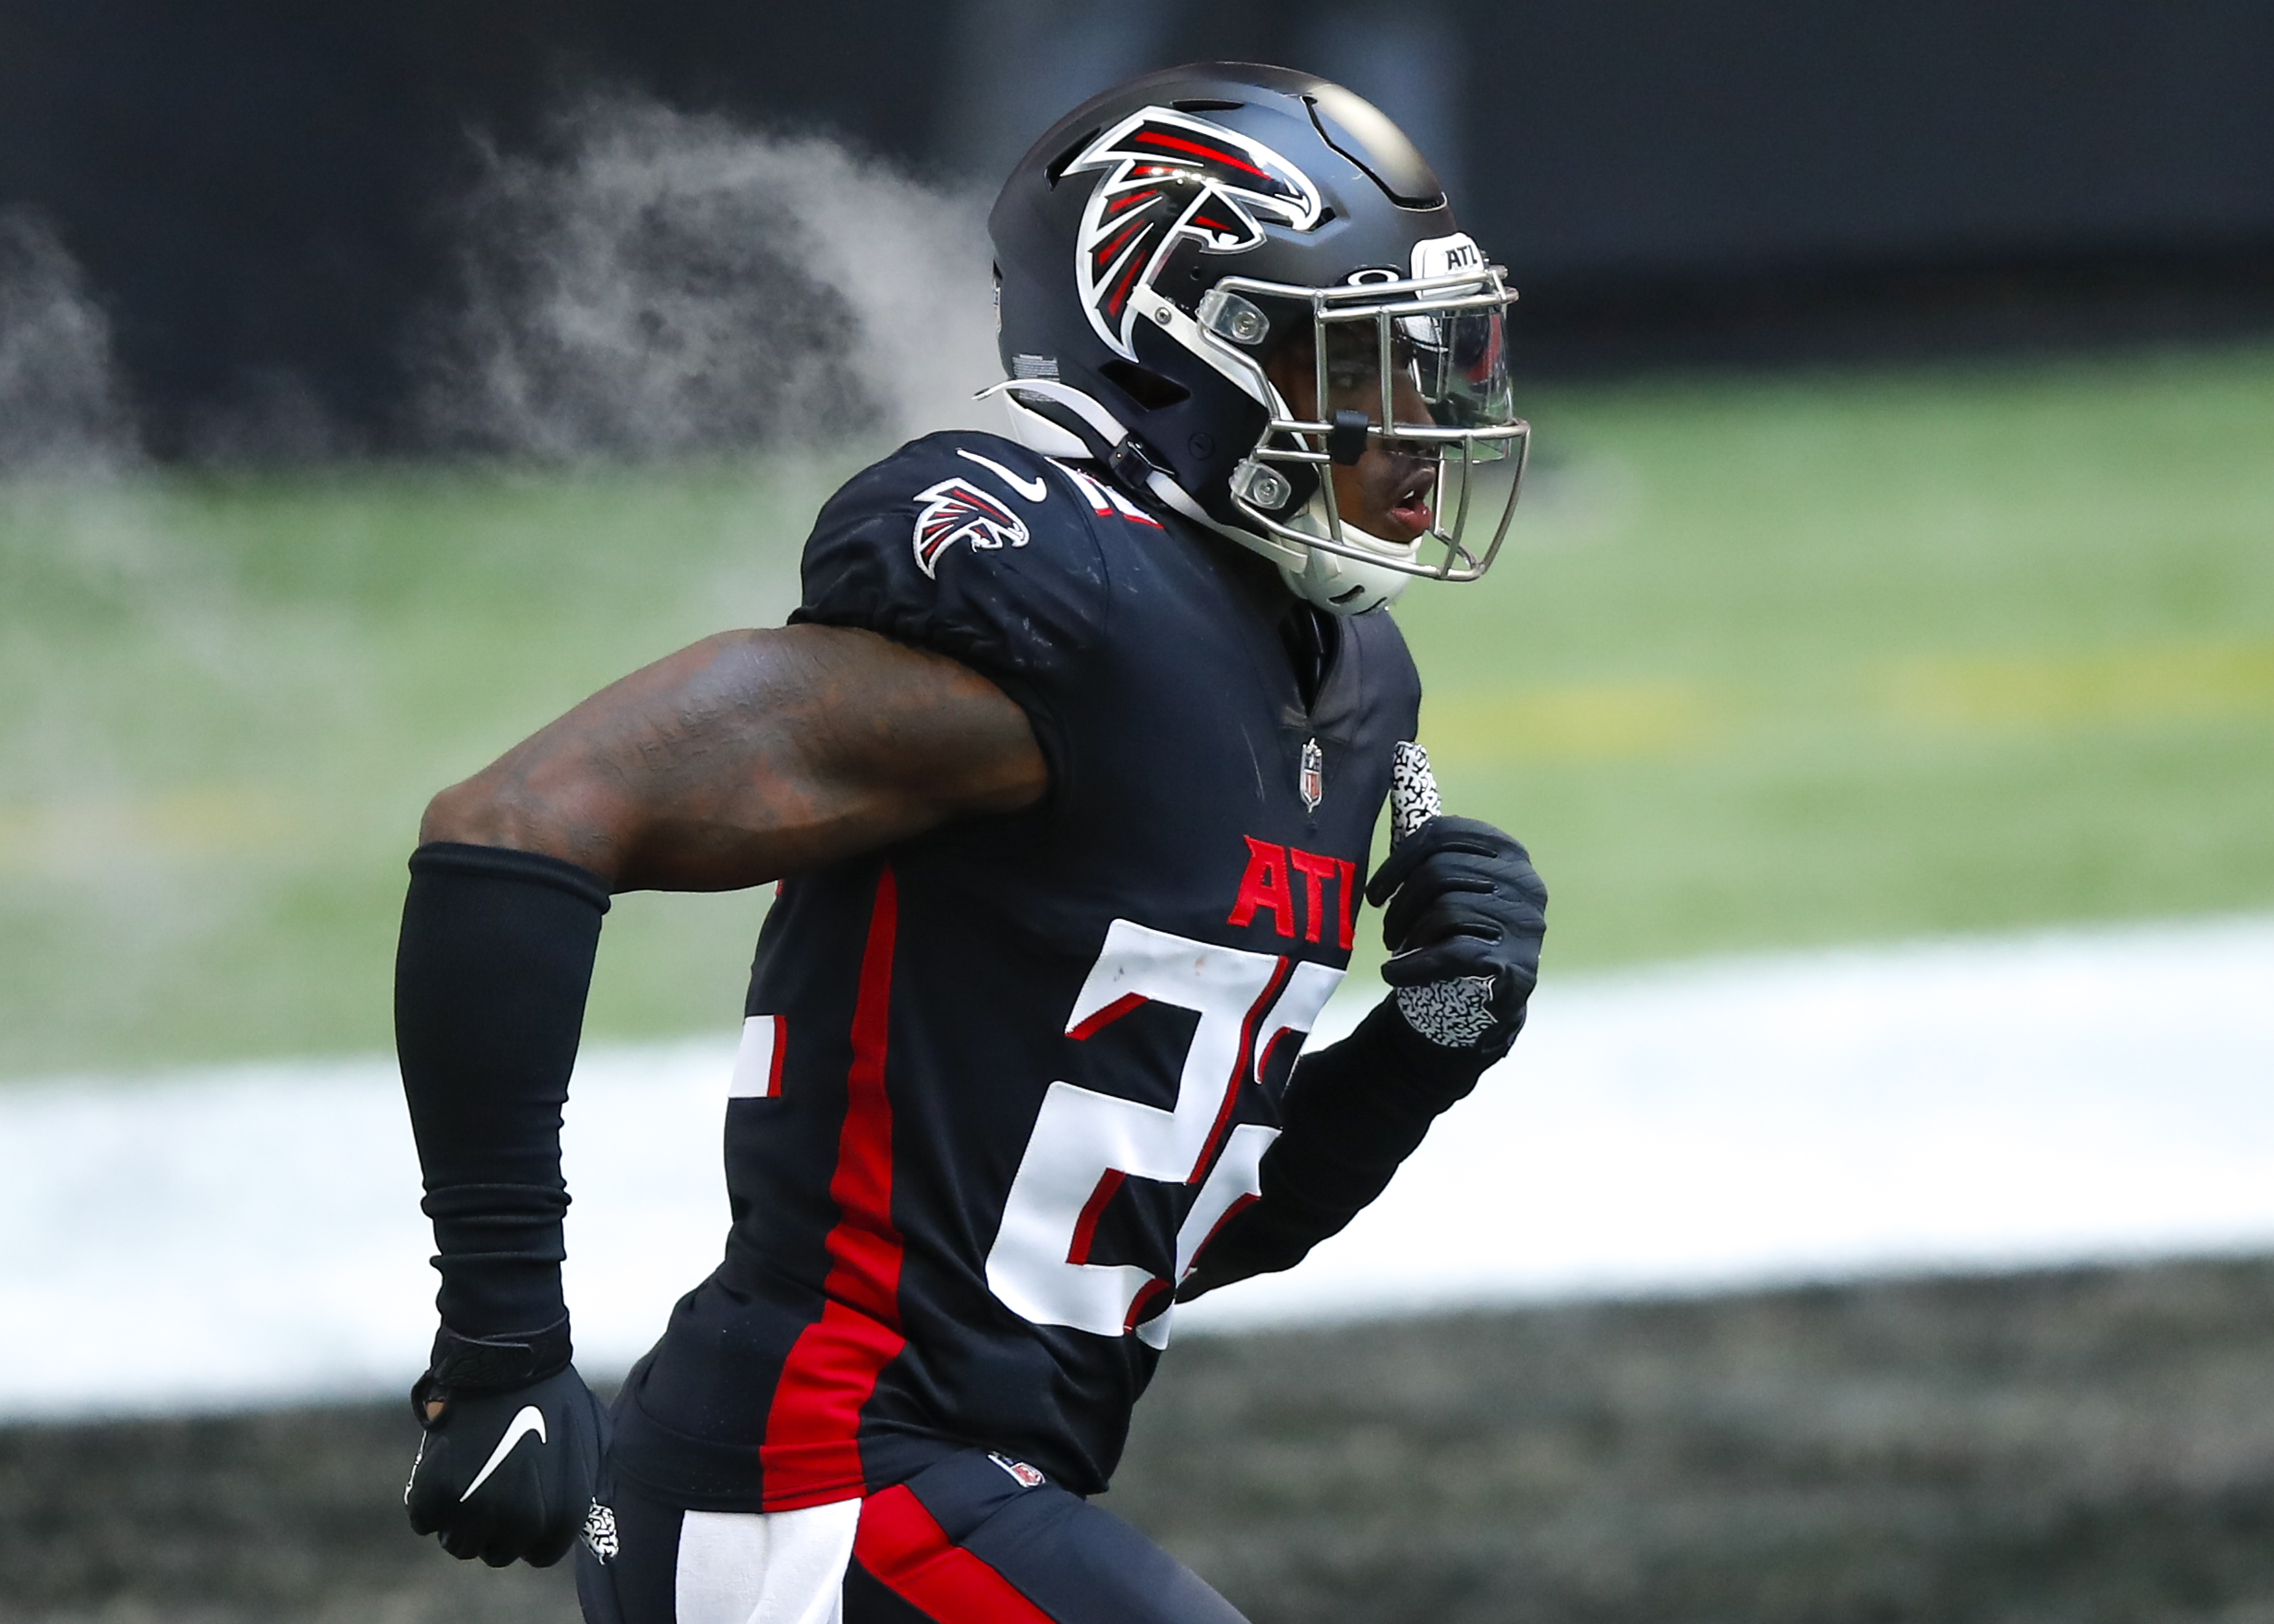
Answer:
[
  {"xmin": 414, "ymin": 1316, "xmax": 572, "ymax": 1414},
  {"xmin": 1395, "ymin": 974, "xmax": 1501, "ymax": 1048}
]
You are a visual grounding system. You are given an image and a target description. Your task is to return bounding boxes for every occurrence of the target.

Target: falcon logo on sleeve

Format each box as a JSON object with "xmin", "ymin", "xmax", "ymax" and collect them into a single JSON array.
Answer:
[
  {"xmin": 912, "ymin": 478, "xmax": 1032, "ymax": 577},
  {"xmin": 1067, "ymin": 108, "xmax": 1324, "ymax": 359}
]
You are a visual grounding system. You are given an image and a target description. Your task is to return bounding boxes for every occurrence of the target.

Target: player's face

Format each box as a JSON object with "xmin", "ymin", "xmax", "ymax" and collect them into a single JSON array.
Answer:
[{"xmin": 1262, "ymin": 327, "xmax": 1439, "ymax": 545}]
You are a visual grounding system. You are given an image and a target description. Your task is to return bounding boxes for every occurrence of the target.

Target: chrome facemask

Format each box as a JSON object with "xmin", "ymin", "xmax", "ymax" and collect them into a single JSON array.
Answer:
[{"xmin": 1198, "ymin": 253, "xmax": 1531, "ymax": 592}]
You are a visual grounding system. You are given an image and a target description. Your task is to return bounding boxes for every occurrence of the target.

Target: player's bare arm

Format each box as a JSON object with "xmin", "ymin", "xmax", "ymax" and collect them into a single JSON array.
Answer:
[
  {"xmin": 397, "ymin": 626, "xmax": 1045, "ymax": 1565},
  {"xmin": 420, "ymin": 624, "xmax": 1046, "ymax": 891}
]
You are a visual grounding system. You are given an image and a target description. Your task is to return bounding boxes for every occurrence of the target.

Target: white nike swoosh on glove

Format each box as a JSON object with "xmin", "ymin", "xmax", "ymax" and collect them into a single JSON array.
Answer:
[
  {"xmin": 958, "ymin": 448, "xmax": 1049, "ymax": 502},
  {"xmin": 460, "ymin": 1405, "xmax": 547, "ymax": 1502}
]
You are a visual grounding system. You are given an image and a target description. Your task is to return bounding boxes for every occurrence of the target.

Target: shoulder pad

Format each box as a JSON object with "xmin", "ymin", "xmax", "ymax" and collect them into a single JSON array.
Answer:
[
  {"xmin": 821, "ymin": 431, "xmax": 1106, "ymax": 580},
  {"xmin": 796, "ymin": 431, "xmax": 1112, "ymax": 787},
  {"xmin": 1043, "ymin": 457, "xmax": 1165, "ymax": 533}
]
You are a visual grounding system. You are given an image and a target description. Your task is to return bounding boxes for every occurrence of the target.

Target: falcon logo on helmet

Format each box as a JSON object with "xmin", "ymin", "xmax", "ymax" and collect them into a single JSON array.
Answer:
[
  {"xmin": 1068, "ymin": 109, "xmax": 1323, "ymax": 360},
  {"xmin": 912, "ymin": 478, "xmax": 1031, "ymax": 577},
  {"xmin": 985, "ymin": 64, "xmax": 1532, "ymax": 616}
]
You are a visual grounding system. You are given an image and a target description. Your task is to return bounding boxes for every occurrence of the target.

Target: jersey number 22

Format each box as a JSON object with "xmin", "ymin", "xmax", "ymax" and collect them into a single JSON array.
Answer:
[{"xmin": 984, "ymin": 919, "xmax": 1341, "ymax": 1348}]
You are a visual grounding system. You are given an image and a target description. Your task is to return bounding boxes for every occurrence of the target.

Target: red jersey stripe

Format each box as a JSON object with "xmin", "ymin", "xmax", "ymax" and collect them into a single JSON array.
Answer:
[
  {"xmin": 853, "ymin": 1484, "xmax": 1056, "ymax": 1624},
  {"xmin": 1065, "ymin": 1168, "xmax": 1127, "ymax": 1266},
  {"xmin": 759, "ymin": 868, "xmax": 906, "ymax": 1510},
  {"xmin": 1190, "ymin": 1191, "xmax": 1259, "ymax": 1266},
  {"xmin": 1067, "ymin": 991, "xmax": 1146, "ymax": 1040},
  {"xmin": 1189, "ymin": 955, "xmax": 1292, "ymax": 1181},
  {"xmin": 1123, "ymin": 1275, "xmax": 1173, "ymax": 1334}
]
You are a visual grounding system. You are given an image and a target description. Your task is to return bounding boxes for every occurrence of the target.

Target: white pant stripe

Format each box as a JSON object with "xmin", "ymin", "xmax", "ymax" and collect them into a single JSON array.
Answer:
[{"xmin": 673, "ymin": 1499, "xmax": 860, "ymax": 1624}]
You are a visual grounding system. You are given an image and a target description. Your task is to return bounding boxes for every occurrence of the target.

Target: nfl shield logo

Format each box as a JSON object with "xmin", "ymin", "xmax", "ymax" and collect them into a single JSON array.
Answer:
[
  {"xmin": 1299, "ymin": 737, "xmax": 1324, "ymax": 813},
  {"xmin": 988, "ymin": 1452, "xmax": 1047, "ymax": 1489}
]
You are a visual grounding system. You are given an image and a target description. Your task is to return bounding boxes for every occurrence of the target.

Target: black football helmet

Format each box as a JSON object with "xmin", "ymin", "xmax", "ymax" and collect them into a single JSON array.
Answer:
[{"xmin": 986, "ymin": 61, "xmax": 1529, "ymax": 613}]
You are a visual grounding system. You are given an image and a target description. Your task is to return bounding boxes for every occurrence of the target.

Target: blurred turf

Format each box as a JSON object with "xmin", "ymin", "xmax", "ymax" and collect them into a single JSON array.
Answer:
[
  {"xmin": 1409, "ymin": 344, "xmax": 2274, "ymax": 969},
  {"xmin": 0, "ymin": 462, "xmax": 842, "ymax": 1077},
  {"xmin": 15, "ymin": 1256, "xmax": 2274, "ymax": 1623},
  {"xmin": 3, "ymin": 345, "xmax": 2271, "ymax": 1077}
]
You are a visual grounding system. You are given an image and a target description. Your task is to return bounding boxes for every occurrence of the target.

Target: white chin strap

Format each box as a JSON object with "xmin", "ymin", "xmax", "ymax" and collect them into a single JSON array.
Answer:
[
  {"xmin": 980, "ymin": 381, "xmax": 1092, "ymax": 459},
  {"xmin": 1274, "ymin": 493, "xmax": 1416, "ymax": 616},
  {"xmin": 977, "ymin": 380, "xmax": 1406, "ymax": 617}
]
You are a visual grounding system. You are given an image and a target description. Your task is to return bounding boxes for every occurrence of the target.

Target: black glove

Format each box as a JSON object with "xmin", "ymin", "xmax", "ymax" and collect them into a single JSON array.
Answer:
[
  {"xmin": 1176, "ymin": 749, "xmax": 1545, "ymax": 1306},
  {"xmin": 1366, "ymin": 814, "xmax": 1547, "ymax": 1062},
  {"xmin": 404, "ymin": 1322, "xmax": 607, "ymax": 1567}
]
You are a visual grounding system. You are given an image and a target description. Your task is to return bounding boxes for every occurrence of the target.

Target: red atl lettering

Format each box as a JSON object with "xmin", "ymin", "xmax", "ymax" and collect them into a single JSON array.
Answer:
[
  {"xmin": 1229, "ymin": 838, "xmax": 1357, "ymax": 949},
  {"xmin": 1226, "ymin": 836, "xmax": 1294, "ymax": 937},
  {"xmin": 1288, "ymin": 849, "xmax": 1337, "ymax": 946}
]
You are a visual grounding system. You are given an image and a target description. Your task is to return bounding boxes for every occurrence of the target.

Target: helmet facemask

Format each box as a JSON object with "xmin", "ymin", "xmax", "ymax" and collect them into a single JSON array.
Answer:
[{"xmin": 1198, "ymin": 256, "xmax": 1531, "ymax": 613}]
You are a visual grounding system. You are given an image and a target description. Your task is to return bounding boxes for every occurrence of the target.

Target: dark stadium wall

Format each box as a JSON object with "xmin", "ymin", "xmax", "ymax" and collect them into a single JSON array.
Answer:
[
  {"xmin": 1, "ymin": 0, "xmax": 2270, "ymax": 453},
  {"xmin": 1454, "ymin": 0, "xmax": 2274, "ymax": 366},
  {"xmin": 1471, "ymin": 0, "xmax": 2274, "ymax": 275},
  {"xmin": 0, "ymin": 0, "xmax": 963, "ymax": 454}
]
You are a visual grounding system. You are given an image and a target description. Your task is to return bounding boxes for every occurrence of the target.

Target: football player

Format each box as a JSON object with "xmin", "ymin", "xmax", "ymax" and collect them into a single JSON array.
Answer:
[{"xmin": 398, "ymin": 63, "xmax": 1547, "ymax": 1623}]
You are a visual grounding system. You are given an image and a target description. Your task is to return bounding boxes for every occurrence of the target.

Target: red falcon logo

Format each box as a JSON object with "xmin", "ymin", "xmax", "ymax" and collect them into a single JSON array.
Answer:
[
  {"xmin": 1068, "ymin": 108, "xmax": 1324, "ymax": 359},
  {"xmin": 912, "ymin": 478, "xmax": 1031, "ymax": 577}
]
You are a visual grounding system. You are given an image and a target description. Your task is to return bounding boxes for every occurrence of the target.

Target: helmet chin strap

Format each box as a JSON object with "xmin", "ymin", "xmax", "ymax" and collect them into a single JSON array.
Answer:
[
  {"xmin": 980, "ymin": 378, "xmax": 1251, "ymax": 536},
  {"xmin": 975, "ymin": 379, "xmax": 1405, "ymax": 616},
  {"xmin": 977, "ymin": 379, "xmax": 1101, "ymax": 460},
  {"xmin": 1276, "ymin": 491, "xmax": 1416, "ymax": 615}
]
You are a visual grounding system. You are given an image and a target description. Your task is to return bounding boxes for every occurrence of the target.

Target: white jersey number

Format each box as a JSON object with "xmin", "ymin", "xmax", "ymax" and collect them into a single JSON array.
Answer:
[{"xmin": 983, "ymin": 919, "xmax": 1342, "ymax": 1349}]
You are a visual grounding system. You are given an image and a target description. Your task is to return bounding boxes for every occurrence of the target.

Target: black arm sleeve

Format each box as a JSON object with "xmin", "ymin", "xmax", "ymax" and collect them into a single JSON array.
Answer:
[
  {"xmin": 1178, "ymin": 997, "xmax": 1489, "ymax": 1301},
  {"xmin": 396, "ymin": 842, "xmax": 610, "ymax": 1340}
]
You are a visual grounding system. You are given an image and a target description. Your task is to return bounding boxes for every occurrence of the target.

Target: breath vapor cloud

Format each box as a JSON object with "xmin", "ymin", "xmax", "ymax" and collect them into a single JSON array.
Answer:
[
  {"xmin": 0, "ymin": 210, "xmax": 140, "ymax": 475},
  {"xmin": 419, "ymin": 97, "xmax": 1004, "ymax": 461}
]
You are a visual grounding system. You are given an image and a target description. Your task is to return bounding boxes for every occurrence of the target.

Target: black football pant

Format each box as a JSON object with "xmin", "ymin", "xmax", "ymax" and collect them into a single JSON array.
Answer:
[{"xmin": 576, "ymin": 1447, "xmax": 1249, "ymax": 1623}]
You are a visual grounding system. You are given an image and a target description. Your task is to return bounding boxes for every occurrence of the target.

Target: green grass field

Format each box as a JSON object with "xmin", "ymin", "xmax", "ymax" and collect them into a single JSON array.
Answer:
[{"xmin": 4, "ymin": 345, "xmax": 2271, "ymax": 1078}]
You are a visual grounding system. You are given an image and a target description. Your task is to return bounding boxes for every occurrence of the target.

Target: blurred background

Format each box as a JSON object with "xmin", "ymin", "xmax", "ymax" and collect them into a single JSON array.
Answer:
[{"xmin": 2, "ymin": 2, "xmax": 2272, "ymax": 1620}]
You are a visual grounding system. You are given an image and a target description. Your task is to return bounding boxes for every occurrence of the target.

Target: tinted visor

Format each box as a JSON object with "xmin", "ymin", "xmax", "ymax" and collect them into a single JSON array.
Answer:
[
  {"xmin": 1308, "ymin": 304, "xmax": 1515, "ymax": 443},
  {"xmin": 1407, "ymin": 306, "xmax": 1515, "ymax": 437}
]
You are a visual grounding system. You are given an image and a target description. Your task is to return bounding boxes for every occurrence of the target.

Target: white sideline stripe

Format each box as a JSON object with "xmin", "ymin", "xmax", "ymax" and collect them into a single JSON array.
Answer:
[
  {"xmin": 2, "ymin": 914, "xmax": 2272, "ymax": 1419},
  {"xmin": 1180, "ymin": 911, "xmax": 2274, "ymax": 1334}
]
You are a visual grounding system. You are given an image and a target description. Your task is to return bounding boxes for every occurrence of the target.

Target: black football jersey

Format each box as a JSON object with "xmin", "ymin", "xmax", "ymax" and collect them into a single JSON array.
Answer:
[{"xmin": 607, "ymin": 430, "xmax": 1422, "ymax": 1513}]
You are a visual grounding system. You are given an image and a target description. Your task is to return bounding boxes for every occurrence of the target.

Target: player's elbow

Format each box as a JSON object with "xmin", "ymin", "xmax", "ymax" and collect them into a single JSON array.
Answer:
[
  {"xmin": 417, "ymin": 771, "xmax": 620, "ymax": 880},
  {"xmin": 418, "ymin": 777, "xmax": 507, "ymax": 849}
]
